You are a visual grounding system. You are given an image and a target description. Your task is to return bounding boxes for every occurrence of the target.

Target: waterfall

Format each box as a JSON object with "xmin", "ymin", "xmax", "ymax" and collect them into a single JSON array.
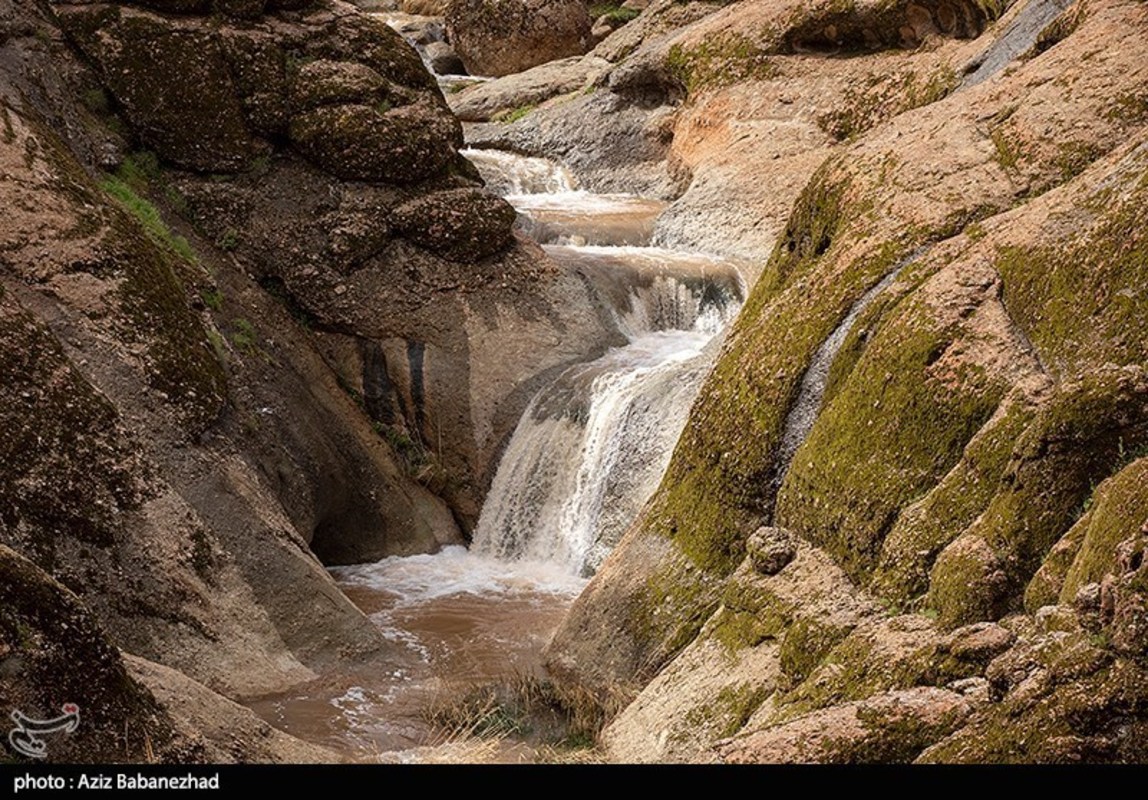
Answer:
[
  {"xmin": 461, "ymin": 148, "xmax": 578, "ymax": 195},
  {"xmin": 772, "ymin": 256, "xmax": 918, "ymax": 495},
  {"xmin": 463, "ymin": 149, "xmax": 744, "ymax": 577}
]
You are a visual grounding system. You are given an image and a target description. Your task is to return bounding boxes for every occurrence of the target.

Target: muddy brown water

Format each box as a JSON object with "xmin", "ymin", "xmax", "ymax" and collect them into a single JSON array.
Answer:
[{"xmin": 246, "ymin": 548, "xmax": 584, "ymax": 759}]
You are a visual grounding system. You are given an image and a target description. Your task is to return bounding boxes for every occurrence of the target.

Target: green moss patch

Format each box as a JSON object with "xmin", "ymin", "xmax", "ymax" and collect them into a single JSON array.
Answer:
[
  {"xmin": 995, "ymin": 169, "xmax": 1148, "ymax": 377},
  {"xmin": 1059, "ymin": 458, "xmax": 1148, "ymax": 602},
  {"xmin": 772, "ymin": 618, "xmax": 961, "ymax": 721},
  {"xmin": 776, "ymin": 288, "xmax": 1007, "ymax": 583},
  {"xmin": 667, "ymin": 33, "xmax": 780, "ymax": 94},
  {"xmin": 929, "ymin": 367, "xmax": 1148, "ymax": 628},
  {"xmin": 818, "ymin": 65, "xmax": 959, "ymax": 142},
  {"xmin": 870, "ymin": 394, "xmax": 1037, "ymax": 606},
  {"xmin": 684, "ymin": 682, "xmax": 771, "ymax": 739}
]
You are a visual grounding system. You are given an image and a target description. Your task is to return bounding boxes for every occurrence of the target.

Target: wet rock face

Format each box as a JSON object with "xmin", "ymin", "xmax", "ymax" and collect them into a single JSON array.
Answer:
[{"xmin": 445, "ymin": 0, "xmax": 593, "ymax": 77}]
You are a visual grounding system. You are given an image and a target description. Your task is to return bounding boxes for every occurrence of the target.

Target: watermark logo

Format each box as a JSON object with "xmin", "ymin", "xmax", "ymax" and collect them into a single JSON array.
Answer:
[{"xmin": 8, "ymin": 704, "xmax": 80, "ymax": 759}]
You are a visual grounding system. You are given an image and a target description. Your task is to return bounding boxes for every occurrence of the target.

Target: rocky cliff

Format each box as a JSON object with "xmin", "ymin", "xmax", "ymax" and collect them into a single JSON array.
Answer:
[
  {"xmin": 0, "ymin": 0, "xmax": 621, "ymax": 761},
  {"xmin": 450, "ymin": 0, "xmax": 1148, "ymax": 763}
]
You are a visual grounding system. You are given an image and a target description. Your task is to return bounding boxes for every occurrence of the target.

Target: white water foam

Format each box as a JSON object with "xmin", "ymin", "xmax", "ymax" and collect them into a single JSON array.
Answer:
[
  {"xmin": 462, "ymin": 148, "xmax": 578, "ymax": 195},
  {"xmin": 471, "ymin": 324, "xmax": 721, "ymax": 576},
  {"xmin": 332, "ymin": 545, "xmax": 588, "ymax": 604}
]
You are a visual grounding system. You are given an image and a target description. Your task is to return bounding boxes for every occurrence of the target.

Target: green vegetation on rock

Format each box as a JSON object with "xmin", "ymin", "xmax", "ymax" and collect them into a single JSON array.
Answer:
[
  {"xmin": 928, "ymin": 367, "xmax": 1148, "ymax": 628},
  {"xmin": 995, "ymin": 165, "xmax": 1148, "ymax": 376},
  {"xmin": 776, "ymin": 287, "xmax": 1007, "ymax": 583},
  {"xmin": 1058, "ymin": 459, "xmax": 1148, "ymax": 602},
  {"xmin": 667, "ymin": 34, "xmax": 779, "ymax": 94}
]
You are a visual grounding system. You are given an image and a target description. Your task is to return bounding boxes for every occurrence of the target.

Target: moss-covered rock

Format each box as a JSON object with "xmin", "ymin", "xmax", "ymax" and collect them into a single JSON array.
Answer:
[
  {"xmin": 1024, "ymin": 519, "xmax": 1086, "ymax": 612},
  {"xmin": 929, "ymin": 367, "xmax": 1148, "ymax": 629},
  {"xmin": 58, "ymin": 5, "xmax": 261, "ymax": 173},
  {"xmin": 1058, "ymin": 459, "xmax": 1148, "ymax": 603},
  {"xmin": 771, "ymin": 615, "xmax": 964, "ymax": 721},
  {"xmin": 919, "ymin": 636, "xmax": 1145, "ymax": 763},
  {"xmin": 0, "ymin": 297, "xmax": 141, "ymax": 563},
  {"xmin": 778, "ymin": 616, "xmax": 854, "ymax": 687},
  {"xmin": 643, "ymin": 162, "xmax": 904, "ymax": 579},
  {"xmin": 719, "ymin": 686, "xmax": 972, "ymax": 764},
  {"xmin": 872, "ymin": 394, "xmax": 1038, "ymax": 608},
  {"xmin": 776, "ymin": 275, "xmax": 1008, "ymax": 583},
  {"xmin": 289, "ymin": 101, "xmax": 459, "ymax": 183},
  {"xmin": 995, "ymin": 160, "xmax": 1148, "ymax": 377},
  {"xmin": 389, "ymin": 187, "xmax": 517, "ymax": 262}
]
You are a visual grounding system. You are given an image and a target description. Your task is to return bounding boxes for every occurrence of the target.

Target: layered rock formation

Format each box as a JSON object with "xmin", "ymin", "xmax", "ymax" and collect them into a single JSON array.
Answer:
[{"xmin": 449, "ymin": 0, "xmax": 1148, "ymax": 763}]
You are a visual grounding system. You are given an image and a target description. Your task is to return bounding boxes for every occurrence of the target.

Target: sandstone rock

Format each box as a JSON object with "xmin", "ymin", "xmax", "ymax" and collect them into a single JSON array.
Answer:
[
  {"xmin": 945, "ymin": 622, "xmax": 1015, "ymax": 664},
  {"xmin": 448, "ymin": 56, "xmax": 610, "ymax": 122},
  {"xmin": 1108, "ymin": 531, "xmax": 1148, "ymax": 656},
  {"xmin": 928, "ymin": 535, "xmax": 1010, "ymax": 629},
  {"xmin": 747, "ymin": 527, "xmax": 797, "ymax": 575},
  {"xmin": 717, "ymin": 687, "xmax": 971, "ymax": 764},
  {"xmin": 124, "ymin": 655, "xmax": 341, "ymax": 763},
  {"xmin": 446, "ymin": 0, "xmax": 592, "ymax": 78},
  {"xmin": 390, "ymin": 188, "xmax": 517, "ymax": 261},
  {"xmin": 945, "ymin": 676, "xmax": 990, "ymax": 707},
  {"xmin": 592, "ymin": 17, "xmax": 616, "ymax": 44}
]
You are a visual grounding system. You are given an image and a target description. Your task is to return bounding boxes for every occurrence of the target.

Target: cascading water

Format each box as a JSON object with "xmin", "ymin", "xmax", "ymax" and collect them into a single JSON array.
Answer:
[
  {"xmin": 464, "ymin": 149, "xmax": 744, "ymax": 577},
  {"xmin": 252, "ymin": 27, "xmax": 744, "ymax": 756}
]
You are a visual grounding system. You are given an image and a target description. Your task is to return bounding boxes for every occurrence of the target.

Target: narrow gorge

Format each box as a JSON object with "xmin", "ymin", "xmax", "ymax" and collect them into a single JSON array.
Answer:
[{"xmin": 1, "ymin": 0, "xmax": 1147, "ymax": 766}]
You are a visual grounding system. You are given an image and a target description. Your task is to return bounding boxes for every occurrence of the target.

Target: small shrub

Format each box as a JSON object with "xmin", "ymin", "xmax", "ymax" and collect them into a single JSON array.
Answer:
[
  {"xmin": 200, "ymin": 288, "xmax": 225, "ymax": 312},
  {"xmin": 102, "ymin": 175, "xmax": 198, "ymax": 264},
  {"xmin": 216, "ymin": 228, "xmax": 240, "ymax": 252},
  {"xmin": 230, "ymin": 318, "xmax": 258, "ymax": 354}
]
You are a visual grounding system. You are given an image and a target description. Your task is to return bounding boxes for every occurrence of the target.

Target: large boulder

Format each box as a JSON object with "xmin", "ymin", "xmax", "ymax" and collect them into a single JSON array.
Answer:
[
  {"xmin": 445, "ymin": 0, "xmax": 592, "ymax": 78},
  {"xmin": 55, "ymin": 2, "xmax": 454, "ymax": 177}
]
